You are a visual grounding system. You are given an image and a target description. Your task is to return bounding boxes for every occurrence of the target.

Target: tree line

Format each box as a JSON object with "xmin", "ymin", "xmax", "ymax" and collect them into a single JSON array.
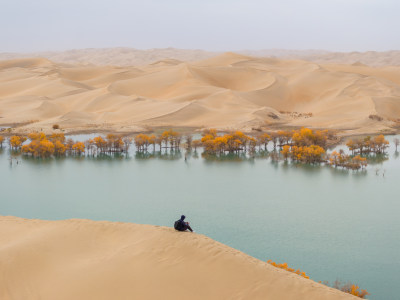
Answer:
[{"xmin": 0, "ymin": 128, "xmax": 392, "ymax": 170}]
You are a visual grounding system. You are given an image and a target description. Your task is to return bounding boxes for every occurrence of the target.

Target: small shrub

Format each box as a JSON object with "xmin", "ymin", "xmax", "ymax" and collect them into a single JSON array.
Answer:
[
  {"xmin": 369, "ymin": 114, "xmax": 383, "ymax": 121},
  {"xmin": 333, "ymin": 280, "xmax": 369, "ymax": 299},
  {"xmin": 52, "ymin": 124, "xmax": 60, "ymax": 130},
  {"xmin": 267, "ymin": 260, "xmax": 309, "ymax": 279}
]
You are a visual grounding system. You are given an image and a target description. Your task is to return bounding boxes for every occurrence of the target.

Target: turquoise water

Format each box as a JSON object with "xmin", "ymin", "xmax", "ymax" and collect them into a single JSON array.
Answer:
[{"xmin": 1, "ymin": 135, "xmax": 400, "ymax": 300}]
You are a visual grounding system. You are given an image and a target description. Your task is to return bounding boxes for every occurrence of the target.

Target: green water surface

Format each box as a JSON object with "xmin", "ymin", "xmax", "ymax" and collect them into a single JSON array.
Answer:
[{"xmin": 1, "ymin": 135, "xmax": 399, "ymax": 300}]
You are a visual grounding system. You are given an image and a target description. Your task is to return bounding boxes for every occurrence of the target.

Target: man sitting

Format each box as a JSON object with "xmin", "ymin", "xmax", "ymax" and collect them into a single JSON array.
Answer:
[{"xmin": 174, "ymin": 215, "xmax": 193, "ymax": 232}]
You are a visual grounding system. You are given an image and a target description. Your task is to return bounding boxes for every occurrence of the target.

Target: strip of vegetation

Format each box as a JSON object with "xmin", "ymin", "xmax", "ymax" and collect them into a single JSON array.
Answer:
[
  {"xmin": 0, "ymin": 128, "xmax": 391, "ymax": 171},
  {"xmin": 267, "ymin": 260, "xmax": 369, "ymax": 298}
]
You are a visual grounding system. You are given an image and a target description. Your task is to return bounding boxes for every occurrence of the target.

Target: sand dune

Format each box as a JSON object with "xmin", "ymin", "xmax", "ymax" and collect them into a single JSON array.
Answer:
[
  {"xmin": 0, "ymin": 53, "xmax": 400, "ymax": 135},
  {"xmin": 2, "ymin": 48, "xmax": 400, "ymax": 67},
  {"xmin": 0, "ymin": 48, "xmax": 218, "ymax": 67},
  {"xmin": 0, "ymin": 216, "xmax": 357, "ymax": 300}
]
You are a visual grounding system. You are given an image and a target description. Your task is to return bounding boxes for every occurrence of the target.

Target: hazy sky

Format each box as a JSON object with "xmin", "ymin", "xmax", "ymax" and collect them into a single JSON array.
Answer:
[{"xmin": 1, "ymin": 0, "xmax": 399, "ymax": 52}]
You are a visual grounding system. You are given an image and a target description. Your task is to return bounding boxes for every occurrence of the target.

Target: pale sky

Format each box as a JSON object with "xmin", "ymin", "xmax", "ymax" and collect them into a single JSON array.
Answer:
[{"xmin": 1, "ymin": 0, "xmax": 399, "ymax": 52}]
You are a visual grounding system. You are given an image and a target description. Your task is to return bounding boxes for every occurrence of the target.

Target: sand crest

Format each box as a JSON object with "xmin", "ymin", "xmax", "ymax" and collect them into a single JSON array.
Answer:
[{"xmin": 0, "ymin": 216, "xmax": 357, "ymax": 300}]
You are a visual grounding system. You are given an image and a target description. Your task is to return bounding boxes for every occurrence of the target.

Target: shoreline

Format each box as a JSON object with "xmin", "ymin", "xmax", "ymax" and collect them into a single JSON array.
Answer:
[{"xmin": 1, "ymin": 123, "xmax": 399, "ymax": 139}]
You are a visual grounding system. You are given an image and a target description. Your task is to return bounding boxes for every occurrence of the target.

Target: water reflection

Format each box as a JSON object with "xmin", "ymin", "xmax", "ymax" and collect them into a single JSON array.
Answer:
[
  {"xmin": 363, "ymin": 154, "xmax": 389, "ymax": 165},
  {"xmin": 135, "ymin": 150, "xmax": 182, "ymax": 161},
  {"xmin": 394, "ymin": 151, "xmax": 399, "ymax": 159},
  {"xmin": 201, "ymin": 152, "xmax": 249, "ymax": 162}
]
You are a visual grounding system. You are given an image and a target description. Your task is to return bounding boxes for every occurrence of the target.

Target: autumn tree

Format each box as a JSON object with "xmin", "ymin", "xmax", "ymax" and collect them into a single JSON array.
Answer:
[
  {"xmin": 72, "ymin": 142, "xmax": 85, "ymax": 155},
  {"xmin": 292, "ymin": 128, "xmax": 328, "ymax": 148},
  {"xmin": 202, "ymin": 129, "xmax": 217, "ymax": 138},
  {"xmin": 256, "ymin": 133, "xmax": 270, "ymax": 151},
  {"xmin": 373, "ymin": 134, "xmax": 389, "ymax": 154},
  {"xmin": 54, "ymin": 140, "xmax": 66, "ymax": 156},
  {"xmin": 22, "ymin": 134, "xmax": 55, "ymax": 158},
  {"xmin": 49, "ymin": 133, "xmax": 66, "ymax": 144},
  {"xmin": 346, "ymin": 139, "xmax": 356, "ymax": 155},
  {"xmin": 38, "ymin": 139, "xmax": 55, "ymax": 157},
  {"xmin": 134, "ymin": 134, "xmax": 150, "ymax": 152},
  {"xmin": 85, "ymin": 139, "xmax": 95, "ymax": 155},
  {"xmin": 0, "ymin": 136, "xmax": 4, "ymax": 147},
  {"xmin": 327, "ymin": 151, "xmax": 367, "ymax": 170},
  {"xmin": 93, "ymin": 136, "xmax": 107, "ymax": 153},
  {"xmin": 247, "ymin": 136, "xmax": 257, "ymax": 154},
  {"xmin": 192, "ymin": 140, "xmax": 202, "ymax": 151},
  {"xmin": 148, "ymin": 134, "xmax": 156, "ymax": 151},
  {"xmin": 270, "ymin": 132, "xmax": 279, "ymax": 150},
  {"xmin": 9, "ymin": 136, "xmax": 27, "ymax": 150},
  {"xmin": 106, "ymin": 134, "xmax": 117, "ymax": 152},
  {"xmin": 277, "ymin": 130, "xmax": 292, "ymax": 147},
  {"xmin": 160, "ymin": 129, "xmax": 181, "ymax": 149},
  {"xmin": 285, "ymin": 145, "xmax": 325, "ymax": 163},
  {"xmin": 122, "ymin": 137, "xmax": 133, "ymax": 153},
  {"xmin": 66, "ymin": 138, "xmax": 75, "ymax": 153},
  {"xmin": 281, "ymin": 145, "xmax": 290, "ymax": 161}
]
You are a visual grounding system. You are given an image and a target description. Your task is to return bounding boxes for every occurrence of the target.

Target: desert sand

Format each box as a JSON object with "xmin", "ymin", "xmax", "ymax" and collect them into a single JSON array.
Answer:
[
  {"xmin": 2, "ymin": 48, "xmax": 400, "ymax": 67},
  {"xmin": 0, "ymin": 216, "xmax": 357, "ymax": 300},
  {"xmin": 1, "ymin": 52, "xmax": 400, "ymax": 135}
]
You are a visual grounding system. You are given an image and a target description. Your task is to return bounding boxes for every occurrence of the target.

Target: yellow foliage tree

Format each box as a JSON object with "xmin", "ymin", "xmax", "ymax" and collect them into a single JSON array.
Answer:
[
  {"xmin": 54, "ymin": 140, "xmax": 66, "ymax": 156},
  {"xmin": 192, "ymin": 140, "xmax": 202, "ymax": 151},
  {"xmin": 72, "ymin": 142, "xmax": 85, "ymax": 155},
  {"xmin": 49, "ymin": 133, "xmax": 66, "ymax": 144},
  {"xmin": 9, "ymin": 136, "xmax": 27, "ymax": 150},
  {"xmin": 22, "ymin": 134, "xmax": 55, "ymax": 157},
  {"xmin": 134, "ymin": 134, "xmax": 150, "ymax": 152},
  {"xmin": 161, "ymin": 129, "xmax": 181, "ymax": 149},
  {"xmin": 256, "ymin": 133, "xmax": 271, "ymax": 151},
  {"xmin": 93, "ymin": 136, "xmax": 107, "ymax": 152},
  {"xmin": 292, "ymin": 128, "xmax": 328, "ymax": 148},
  {"xmin": 38, "ymin": 139, "xmax": 55, "ymax": 157},
  {"xmin": 281, "ymin": 145, "xmax": 290, "ymax": 160}
]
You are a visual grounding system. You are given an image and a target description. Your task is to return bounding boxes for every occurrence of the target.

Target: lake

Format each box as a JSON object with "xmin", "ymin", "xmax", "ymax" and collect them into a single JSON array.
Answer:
[{"xmin": 1, "ymin": 134, "xmax": 399, "ymax": 300}]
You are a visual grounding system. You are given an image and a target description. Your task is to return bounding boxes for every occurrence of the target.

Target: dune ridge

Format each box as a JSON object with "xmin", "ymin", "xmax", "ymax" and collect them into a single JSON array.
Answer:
[
  {"xmin": 0, "ymin": 216, "xmax": 357, "ymax": 300},
  {"xmin": 0, "ymin": 53, "xmax": 400, "ymax": 135},
  {"xmin": 2, "ymin": 48, "xmax": 400, "ymax": 67}
]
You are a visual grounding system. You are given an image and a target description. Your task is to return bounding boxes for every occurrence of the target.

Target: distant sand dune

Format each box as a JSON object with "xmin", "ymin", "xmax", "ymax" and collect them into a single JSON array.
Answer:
[
  {"xmin": 2, "ymin": 47, "xmax": 400, "ymax": 67},
  {"xmin": 0, "ymin": 216, "xmax": 357, "ymax": 300},
  {"xmin": 0, "ymin": 53, "xmax": 399, "ymax": 135}
]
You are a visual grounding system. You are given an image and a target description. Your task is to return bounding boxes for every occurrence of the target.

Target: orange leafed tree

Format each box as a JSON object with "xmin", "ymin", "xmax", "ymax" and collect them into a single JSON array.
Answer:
[
  {"xmin": 72, "ymin": 142, "xmax": 85, "ymax": 154},
  {"xmin": 49, "ymin": 133, "xmax": 66, "ymax": 144},
  {"xmin": 0, "ymin": 135, "xmax": 4, "ymax": 147},
  {"xmin": 134, "ymin": 134, "xmax": 150, "ymax": 152},
  {"xmin": 54, "ymin": 140, "xmax": 66, "ymax": 156},
  {"xmin": 292, "ymin": 128, "xmax": 328, "ymax": 148},
  {"xmin": 9, "ymin": 136, "xmax": 27, "ymax": 150},
  {"xmin": 346, "ymin": 134, "xmax": 389, "ymax": 155},
  {"xmin": 93, "ymin": 136, "xmax": 107, "ymax": 152},
  {"xmin": 256, "ymin": 133, "xmax": 270, "ymax": 151},
  {"xmin": 281, "ymin": 145, "xmax": 290, "ymax": 160},
  {"xmin": 22, "ymin": 133, "xmax": 55, "ymax": 157},
  {"xmin": 38, "ymin": 139, "xmax": 55, "ymax": 157}
]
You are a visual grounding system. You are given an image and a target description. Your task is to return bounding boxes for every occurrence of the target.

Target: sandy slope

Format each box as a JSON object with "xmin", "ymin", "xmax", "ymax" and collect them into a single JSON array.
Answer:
[
  {"xmin": 0, "ymin": 216, "xmax": 357, "ymax": 300},
  {"xmin": 0, "ymin": 53, "xmax": 399, "ymax": 135}
]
